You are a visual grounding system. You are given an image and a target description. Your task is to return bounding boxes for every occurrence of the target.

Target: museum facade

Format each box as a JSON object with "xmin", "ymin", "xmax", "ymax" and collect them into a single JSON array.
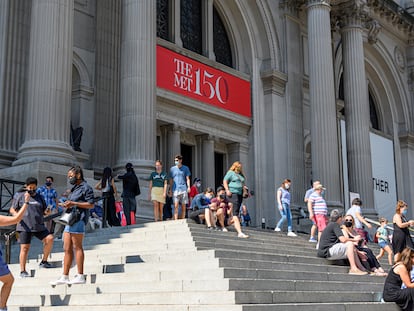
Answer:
[{"xmin": 0, "ymin": 0, "xmax": 413, "ymax": 224}]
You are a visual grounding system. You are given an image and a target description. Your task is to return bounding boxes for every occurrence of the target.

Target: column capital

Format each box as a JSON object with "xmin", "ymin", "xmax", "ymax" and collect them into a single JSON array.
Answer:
[
  {"xmin": 332, "ymin": 0, "xmax": 369, "ymax": 29},
  {"xmin": 307, "ymin": 0, "xmax": 332, "ymax": 9}
]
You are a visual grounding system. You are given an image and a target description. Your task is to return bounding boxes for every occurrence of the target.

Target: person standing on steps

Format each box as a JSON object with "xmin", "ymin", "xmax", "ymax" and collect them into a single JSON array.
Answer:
[
  {"xmin": 118, "ymin": 163, "xmax": 140, "ymax": 225},
  {"xmin": 274, "ymin": 179, "xmax": 297, "ymax": 237},
  {"xmin": 304, "ymin": 180, "xmax": 321, "ymax": 243},
  {"xmin": 148, "ymin": 160, "xmax": 168, "ymax": 222},
  {"xmin": 50, "ymin": 166, "xmax": 95, "ymax": 285},
  {"xmin": 10, "ymin": 177, "xmax": 55, "ymax": 278},
  {"xmin": 95, "ymin": 167, "xmax": 120, "ymax": 227},
  {"xmin": 0, "ymin": 195, "xmax": 31, "ymax": 311},
  {"xmin": 36, "ymin": 176, "xmax": 59, "ymax": 233},
  {"xmin": 307, "ymin": 183, "xmax": 328, "ymax": 245},
  {"xmin": 169, "ymin": 155, "xmax": 191, "ymax": 220}
]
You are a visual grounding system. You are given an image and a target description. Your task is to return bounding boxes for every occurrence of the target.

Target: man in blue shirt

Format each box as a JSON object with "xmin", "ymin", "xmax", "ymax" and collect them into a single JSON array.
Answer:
[
  {"xmin": 169, "ymin": 154, "xmax": 191, "ymax": 220},
  {"xmin": 37, "ymin": 176, "xmax": 58, "ymax": 232}
]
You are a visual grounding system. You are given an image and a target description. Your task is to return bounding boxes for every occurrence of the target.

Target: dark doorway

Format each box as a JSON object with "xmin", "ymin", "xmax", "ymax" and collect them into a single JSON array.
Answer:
[
  {"xmin": 180, "ymin": 144, "xmax": 193, "ymax": 174},
  {"xmin": 214, "ymin": 152, "xmax": 224, "ymax": 191}
]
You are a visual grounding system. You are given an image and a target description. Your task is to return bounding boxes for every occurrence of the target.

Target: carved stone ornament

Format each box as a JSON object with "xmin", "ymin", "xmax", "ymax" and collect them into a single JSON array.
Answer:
[
  {"xmin": 394, "ymin": 46, "xmax": 405, "ymax": 72},
  {"xmin": 366, "ymin": 19, "xmax": 381, "ymax": 44}
]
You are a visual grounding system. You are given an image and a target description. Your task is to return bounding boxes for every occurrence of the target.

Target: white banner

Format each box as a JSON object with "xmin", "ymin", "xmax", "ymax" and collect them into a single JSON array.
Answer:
[{"xmin": 341, "ymin": 120, "xmax": 397, "ymax": 221}]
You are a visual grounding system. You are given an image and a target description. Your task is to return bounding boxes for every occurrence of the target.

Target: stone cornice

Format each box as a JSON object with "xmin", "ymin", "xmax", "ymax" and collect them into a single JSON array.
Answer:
[
  {"xmin": 367, "ymin": 0, "xmax": 414, "ymax": 36},
  {"xmin": 261, "ymin": 70, "xmax": 288, "ymax": 96}
]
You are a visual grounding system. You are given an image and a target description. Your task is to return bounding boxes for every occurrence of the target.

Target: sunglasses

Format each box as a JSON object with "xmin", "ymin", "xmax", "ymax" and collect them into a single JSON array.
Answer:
[{"xmin": 344, "ymin": 219, "xmax": 353, "ymax": 222}]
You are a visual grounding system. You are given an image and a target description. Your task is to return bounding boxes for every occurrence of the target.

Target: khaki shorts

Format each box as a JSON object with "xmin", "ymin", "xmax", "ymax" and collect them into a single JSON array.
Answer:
[
  {"xmin": 328, "ymin": 243, "xmax": 348, "ymax": 260},
  {"xmin": 151, "ymin": 187, "xmax": 165, "ymax": 204}
]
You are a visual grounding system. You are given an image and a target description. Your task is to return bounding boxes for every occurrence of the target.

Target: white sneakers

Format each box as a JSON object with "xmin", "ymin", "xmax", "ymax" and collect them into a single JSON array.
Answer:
[
  {"xmin": 50, "ymin": 274, "xmax": 86, "ymax": 285},
  {"xmin": 274, "ymin": 227, "xmax": 281, "ymax": 232},
  {"xmin": 69, "ymin": 274, "xmax": 86, "ymax": 284},
  {"xmin": 50, "ymin": 275, "xmax": 70, "ymax": 285},
  {"xmin": 287, "ymin": 231, "xmax": 297, "ymax": 237}
]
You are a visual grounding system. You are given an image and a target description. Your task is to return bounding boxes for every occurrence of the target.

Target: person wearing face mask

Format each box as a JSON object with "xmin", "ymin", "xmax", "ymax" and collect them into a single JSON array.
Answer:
[
  {"xmin": 345, "ymin": 198, "xmax": 372, "ymax": 242},
  {"xmin": 393, "ymin": 200, "xmax": 414, "ymax": 263},
  {"xmin": 189, "ymin": 178, "xmax": 201, "ymax": 206},
  {"xmin": 212, "ymin": 187, "xmax": 248, "ymax": 238},
  {"xmin": 169, "ymin": 155, "xmax": 191, "ymax": 220},
  {"xmin": 37, "ymin": 176, "xmax": 59, "ymax": 233},
  {"xmin": 50, "ymin": 166, "xmax": 94, "ymax": 285},
  {"xmin": 341, "ymin": 215, "xmax": 386, "ymax": 276},
  {"xmin": 10, "ymin": 177, "xmax": 55, "ymax": 278},
  {"xmin": 148, "ymin": 160, "xmax": 168, "ymax": 222},
  {"xmin": 188, "ymin": 187, "xmax": 215, "ymax": 226},
  {"xmin": 274, "ymin": 179, "xmax": 297, "ymax": 237}
]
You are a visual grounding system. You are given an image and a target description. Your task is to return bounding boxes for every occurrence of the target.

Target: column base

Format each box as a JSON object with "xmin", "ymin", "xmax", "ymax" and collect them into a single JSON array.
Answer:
[
  {"xmin": 13, "ymin": 140, "xmax": 75, "ymax": 166},
  {"xmin": 0, "ymin": 149, "xmax": 17, "ymax": 169}
]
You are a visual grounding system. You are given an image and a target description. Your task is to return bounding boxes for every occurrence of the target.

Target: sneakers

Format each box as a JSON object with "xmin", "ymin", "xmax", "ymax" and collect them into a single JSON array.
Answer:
[
  {"xmin": 287, "ymin": 231, "xmax": 297, "ymax": 237},
  {"xmin": 39, "ymin": 261, "xmax": 53, "ymax": 268},
  {"xmin": 69, "ymin": 274, "xmax": 86, "ymax": 284},
  {"xmin": 238, "ymin": 232, "xmax": 249, "ymax": 238},
  {"xmin": 309, "ymin": 236, "xmax": 318, "ymax": 243},
  {"xmin": 274, "ymin": 227, "xmax": 281, "ymax": 232},
  {"xmin": 221, "ymin": 227, "xmax": 228, "ymax": 232},
  {"xmin": 50, "ymin": 275, "xmax": 70, "ymax": 285},
  {"xmin": 19, "ymin": 271, "xmax": 30, "ymax": 278}
]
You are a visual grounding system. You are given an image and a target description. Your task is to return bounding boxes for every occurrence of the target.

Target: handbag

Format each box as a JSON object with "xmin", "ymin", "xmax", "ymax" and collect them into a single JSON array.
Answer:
[{"xmin": 56, "ymin": 207, "xmax": 79, "ymax": 226}]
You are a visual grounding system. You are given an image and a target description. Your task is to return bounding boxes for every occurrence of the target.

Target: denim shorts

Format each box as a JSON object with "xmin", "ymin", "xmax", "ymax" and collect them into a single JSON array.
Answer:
[
  {"xmin": 64, "ymin": 220, "xmax": 85, "ymax": 234},
  {"xmin": 0, "ymin": 251, "xmax": 10, "ymax": 277},
  {"xmin": 379, "ymin": 241, "xmax": 388, "ymax": 249}
]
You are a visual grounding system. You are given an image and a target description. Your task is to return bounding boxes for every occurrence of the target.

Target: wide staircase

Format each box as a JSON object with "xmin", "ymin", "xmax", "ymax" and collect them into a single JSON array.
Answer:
[{"xmin": 3, "ymin": 220, "xmax": 398, "ymax": 311}]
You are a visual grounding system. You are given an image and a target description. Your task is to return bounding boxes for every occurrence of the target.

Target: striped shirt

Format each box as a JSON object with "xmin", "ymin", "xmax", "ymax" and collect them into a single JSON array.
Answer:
[{"xmin": 308, "ymin": 192, "xmax": 328, "ymax": 215}]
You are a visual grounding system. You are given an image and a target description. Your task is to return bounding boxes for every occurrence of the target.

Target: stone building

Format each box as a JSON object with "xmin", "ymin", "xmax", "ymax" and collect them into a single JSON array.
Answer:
[{"xmin": 0, "ymin": 0, "xmax": 413, "ymax": 225}]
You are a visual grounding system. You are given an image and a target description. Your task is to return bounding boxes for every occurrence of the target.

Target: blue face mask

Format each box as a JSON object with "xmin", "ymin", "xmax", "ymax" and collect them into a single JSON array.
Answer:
[
  {"xmin": 174, "ymin": 161, "xmax": 179, "ymax": 166},
  {"xmin": 403, "ymin": 209, "xmax": 408, "ymax": 215}
]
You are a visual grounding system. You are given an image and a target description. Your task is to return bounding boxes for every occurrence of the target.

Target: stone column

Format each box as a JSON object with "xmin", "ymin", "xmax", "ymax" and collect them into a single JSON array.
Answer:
[
  {"xmin": 14, "ymin": 0, "xmax": 75, "ymax": 165},
  {"xmin": 307, "ymin": 0, "xmax": 342, "ymax": 207},
  {"xmin": 118, "ymin": 0, "xmax": 156, "ymax": 176},
  {"xmin": 167, "ymin": 126, "xmax": 181, "ymax": 170},
  {"xmin": 338, "ymin": 3, "xmax": 375, "ymax": 213},
  {"xmin": 171, "ymin": 0, "xmax": 182, "ymax": 46},
  {"xmin": 0, "ymin": 0, "xmax": 10, "ymax": 166},
  {"xmin": 201, "ymin": 136, "xmax": 215, "ymax": 189},
  {"xmin": 202, "ymin": 0, "xmax": 215, "ymax": 60}
]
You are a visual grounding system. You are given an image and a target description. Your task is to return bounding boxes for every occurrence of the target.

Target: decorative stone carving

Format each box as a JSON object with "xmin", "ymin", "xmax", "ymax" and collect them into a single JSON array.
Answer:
[
  {"xmin": 366, "ymin": 19, "xmax": 381, "ymax": 44},
  {"xmin": 394, "ymin": 46, "xmax": 406, "ymax": 72}
]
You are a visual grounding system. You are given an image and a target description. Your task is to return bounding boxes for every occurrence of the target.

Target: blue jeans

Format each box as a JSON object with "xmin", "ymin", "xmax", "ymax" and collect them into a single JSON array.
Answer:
[{"xmin": 276, "ymin": 202, "xmax": 292, "ymax": 231}]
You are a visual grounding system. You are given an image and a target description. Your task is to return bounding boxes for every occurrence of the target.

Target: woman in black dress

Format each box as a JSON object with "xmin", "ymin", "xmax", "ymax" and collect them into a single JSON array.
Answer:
[
  {"xmin": 383, "ymin": 247, "xmax": 414, "ymax": 310},
  {"xmin": 393, "ymin": 201, "xmax": 414, "ymax": 262}
]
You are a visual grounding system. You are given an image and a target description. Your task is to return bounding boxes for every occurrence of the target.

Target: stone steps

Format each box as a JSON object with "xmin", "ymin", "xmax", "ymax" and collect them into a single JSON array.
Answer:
[{"xmin": 2, "ymin": 219, "xmax": 399, "ymax": 311}]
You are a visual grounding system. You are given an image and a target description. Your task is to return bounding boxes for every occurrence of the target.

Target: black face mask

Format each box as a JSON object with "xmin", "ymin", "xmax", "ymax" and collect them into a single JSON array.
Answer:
[
  {"xmin": 69, "ymin": 176, "xmax": 77, "ymax": 185},
  {"xmin": 45, "ymin": 182, "xmax": 52, "ymax": 187},
  {"xmin": 219, "ymin": 194, "xmax": 226, "ymax": 200},
  {"xmin": 344, "ymin": 221, "xmax": 353, "ymax": 228},
  {"xmin": 28, "ymin": 190, "xmax": 36, "ymax": 196}
]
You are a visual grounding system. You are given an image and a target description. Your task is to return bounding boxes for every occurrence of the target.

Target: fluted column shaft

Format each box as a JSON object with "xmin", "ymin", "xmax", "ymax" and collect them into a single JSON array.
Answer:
[
  {"xmin": 307, "ymin": 0, "xmax": 342, "ymax": 206},
  {"xmin": 167, "ymin": 128, "xmax": 181, "ymax": 169},
  {"xmin": 341, "ymin": 15, "xmax": 375, "ymax": 212},
  {"xmin": 202, "ymin": 137, "xmax": 215, "ymax": 189},
  {"xmin": 118, "ymin": 0, "xmax": 156, "ymax": 175},
  {"xmin": 15, "ymin": 0, "xmax": 74, "ymax": 165},
  {"xmin": 0, "ymin": 1, "xmax": 7, "ymax": 108}
]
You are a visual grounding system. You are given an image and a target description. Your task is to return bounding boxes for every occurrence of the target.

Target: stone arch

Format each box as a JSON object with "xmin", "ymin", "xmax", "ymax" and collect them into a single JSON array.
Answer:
[{"xmin": 213, "ymin": 0, "xmax": 281, "ymax": 73}]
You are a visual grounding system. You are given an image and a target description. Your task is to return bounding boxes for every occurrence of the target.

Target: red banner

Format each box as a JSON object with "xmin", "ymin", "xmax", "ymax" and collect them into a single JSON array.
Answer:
[{"xmin": 156, "ymin": 45, "xmax": 251, "ymax": 118}]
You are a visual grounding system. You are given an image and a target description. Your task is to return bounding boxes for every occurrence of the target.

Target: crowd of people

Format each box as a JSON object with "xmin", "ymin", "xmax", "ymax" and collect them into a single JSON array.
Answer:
[{"xmin": 1, "ymin": 157, "xmax": 414, "ymax": 310}]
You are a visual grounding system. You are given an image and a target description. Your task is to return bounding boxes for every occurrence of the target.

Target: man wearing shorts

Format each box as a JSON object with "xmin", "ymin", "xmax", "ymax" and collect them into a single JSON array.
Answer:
[
  {"xmin": 307, "ymin": 183, "xmax": 328, "ymax": 244},
  {"xmin": 317, "ymin": 209, "xmax": 367, "ymax": 275},
  {"xmin": 169, "ymin": 155, "xmax": 191, "ymax": 220},
  {"xmin": 304, "ymin": 180, "xmax": 321, "ymax": 243},
  {"xmin": 10, "ymin": 177, "xmax": 54, "ymax": 278}
]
